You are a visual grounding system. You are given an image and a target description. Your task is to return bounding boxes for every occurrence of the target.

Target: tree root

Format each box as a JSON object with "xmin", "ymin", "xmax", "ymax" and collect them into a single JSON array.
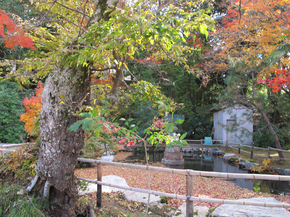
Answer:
[
  {"xmin": 43, "ymin": 180, "xmax": 51, "ymax": 198},
  {"xmin": 26, "ymin": 164, "xmax": 40, "ymax": 192},
  {"xmin": 26, "ymin": 174, "xmax": 39, "ymax": 192}
]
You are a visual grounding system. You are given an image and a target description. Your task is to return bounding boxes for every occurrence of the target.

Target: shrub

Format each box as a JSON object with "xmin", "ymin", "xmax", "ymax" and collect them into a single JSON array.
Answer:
[
  {"xmin": 0, "ymin": 143, "xmax": 38, "ymax": 184},
  {"xmin": 0, "ymin": 81, "xmax": 27, "ymax": 143},
  {"xmin": 20, "ymin": 83, "xmax": 43, "ymax": 140}
]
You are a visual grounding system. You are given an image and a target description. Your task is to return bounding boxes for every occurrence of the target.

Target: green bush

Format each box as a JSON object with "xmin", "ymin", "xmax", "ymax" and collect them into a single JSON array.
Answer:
[{"xmin": 0, "ymin": 81, "xmax": 27, "ymax": 143}]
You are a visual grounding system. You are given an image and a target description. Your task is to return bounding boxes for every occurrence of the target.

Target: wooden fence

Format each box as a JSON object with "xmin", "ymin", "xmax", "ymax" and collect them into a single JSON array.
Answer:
[
  {"xmin": 183, "ymin": 139, "xmax": 290, "ymax": 161},
  {"xmin": 0, "ymin": 143, "xmax": 30, "ymax": 156},
  {"xmin": 76, "ymin": 158, "xmax": 290, "ymax": 217}
]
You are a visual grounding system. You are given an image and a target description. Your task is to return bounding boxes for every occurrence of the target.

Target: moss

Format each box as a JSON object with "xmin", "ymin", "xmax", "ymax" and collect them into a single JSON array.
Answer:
[
  {"xmin": 160, "ymin": 196, "xmax": 169, "ymax": 204},
  {"xmin": 241, "ymin": 158, "xmax": 256, "ymax": 163}
]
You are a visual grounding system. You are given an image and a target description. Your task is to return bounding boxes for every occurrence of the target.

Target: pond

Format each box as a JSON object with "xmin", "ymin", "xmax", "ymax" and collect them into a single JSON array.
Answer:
[{"xmin": 122, "ymin": 152, "xmax": 290, "ymax": 196}]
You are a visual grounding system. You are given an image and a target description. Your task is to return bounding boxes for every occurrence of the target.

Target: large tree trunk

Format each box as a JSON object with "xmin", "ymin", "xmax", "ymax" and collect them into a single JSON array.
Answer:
[{"xmin": 32, "ymin": 64, "xmax": 90, "ymax": 210}]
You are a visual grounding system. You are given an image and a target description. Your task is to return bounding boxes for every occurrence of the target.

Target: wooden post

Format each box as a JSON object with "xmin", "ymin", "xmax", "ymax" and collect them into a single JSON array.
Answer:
[
  {"xmin": 201, "ymin": 139, "xmax": 203, "ymax": 155},
  {"xmin": 251, "ymin": 146, "xmax": 254, "ymax": 159},
  {"xmin": 97, "ymin": 161, "xmax": 102, "ymax": 208},
  {"xmin": 226, "ymin": 140, "xmax": 228, "ymax": 151},
  {"xmin": 186, "ymin": 173, "xmax": 193, "ymax": 217},
  {"xmin": 268, "ymin": 147, "xmax": 271, "ymax": 159},
  {"xmin": 238, "ymin": 144, "xmax": 240, "ymax": 155}
]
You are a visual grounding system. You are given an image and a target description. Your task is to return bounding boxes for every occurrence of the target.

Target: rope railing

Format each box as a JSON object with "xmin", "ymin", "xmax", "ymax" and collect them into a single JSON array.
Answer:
[{"xmin": 77, "ymin": 158, "xmax": 290, "ymax": 216}]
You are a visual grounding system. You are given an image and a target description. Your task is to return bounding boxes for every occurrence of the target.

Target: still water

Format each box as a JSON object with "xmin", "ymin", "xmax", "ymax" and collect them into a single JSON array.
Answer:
[{"xmin": 123, "ymin": 152, "xmax": 290, "ymax": 195}]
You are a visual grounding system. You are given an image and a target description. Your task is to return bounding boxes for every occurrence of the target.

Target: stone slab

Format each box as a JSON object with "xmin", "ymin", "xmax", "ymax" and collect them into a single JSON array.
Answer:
[
  {"xmin": 211, "ymin": 197, "xmax": 290, "ymax": 217},
  {"xmin": 223, "ymin": 153, "xmax": 236, "ymax": 160},
  {"xmin": 101, "ymin": 155, "xmax": 114, "ymax": 162},
  {"xmin": 79, "ymin": 175, "xmax": 161, "ymax": 204},
  {"xmin": 123, "ymin": 190, "xmax": 161, "ymax": 205},
  {"xmin": 173, "ymin": 203, "xmax": 209, "ymax": 217},
  {"xmin": 244, "ymin": 160, "xmax": 259, "ymax": 170},
  {"xmin": 79, "ymin": 175, "xmax": 128, "ymax": 195}
]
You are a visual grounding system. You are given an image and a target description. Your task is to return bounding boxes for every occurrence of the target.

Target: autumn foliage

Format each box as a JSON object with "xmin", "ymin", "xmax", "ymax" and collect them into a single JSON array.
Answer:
[
  {"xmin": 201, "ymin": 0, "xmax": 290, "ymax": 76},
  {"xmin": 20, "ymin": 83, "xmax": 43, "ymax": 138},
  {"xmin": 258, "ymin": 69, "xmax": 290, "ymax": 92},
  {"xmin": 0, "ymin": 9, "xmax": 36, "ymax": 50}
]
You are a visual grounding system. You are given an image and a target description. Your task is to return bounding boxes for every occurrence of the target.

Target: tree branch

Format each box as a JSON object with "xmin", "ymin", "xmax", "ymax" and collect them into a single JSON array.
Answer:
[
  {"xmin": 56, "ymin": 13, "xmax": 88, "ymax": 33},
  {"xmin": 257, "ymin": 124, "xmax": 269, "ymax": 133},
  {"xmin": 69, "ymin": 113, "xmax": 85, "ymax": 119},
  {"xmin": 78, "ymin": 0, "xmax": 89, "ymax": 37},
  {"xmin": 91, "ymin": 66, "xmax": 116, "ymax": 72},
  {"xmin": 54, "ymin": 1, "xmax": 90, "ymax": 17}
]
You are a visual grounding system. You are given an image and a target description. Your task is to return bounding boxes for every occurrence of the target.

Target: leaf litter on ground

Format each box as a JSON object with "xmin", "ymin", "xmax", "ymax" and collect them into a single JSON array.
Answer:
[{"xmin": 75, "ymin": 153, "xmax": 290, "ymax": 210}]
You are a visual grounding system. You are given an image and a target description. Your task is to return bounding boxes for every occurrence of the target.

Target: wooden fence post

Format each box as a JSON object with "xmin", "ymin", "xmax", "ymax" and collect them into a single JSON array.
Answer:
[
  {"xmin": 186, "ymin": 172, "xmax": 193, "ymax": 217},
  {"xmin": 268, "ymin": 147, "xmax": 271, "ymax": 159},
  {"xmin": 238, "ymin": 144, "xmax": 240, "ymax": 155},
  {"xmin": 226, "ymin": 140, "xmax": 228, "ymax": 151},
  {"xmin": 97, "ymin": 161, "xmax": 102, "ymax": 208},
  {"xmin": 201, "ymin": 139, "xmax": 203, "ymax": 154},
  {"xmin": 251, "ymin": 146, "xmax": 254, "ymax": 159}
]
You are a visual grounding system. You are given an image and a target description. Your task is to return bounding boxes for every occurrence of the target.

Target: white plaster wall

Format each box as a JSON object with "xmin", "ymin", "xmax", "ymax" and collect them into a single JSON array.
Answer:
[{"xmin": 213, "ymin": 106, "xmax": 253, "ymax": 145}]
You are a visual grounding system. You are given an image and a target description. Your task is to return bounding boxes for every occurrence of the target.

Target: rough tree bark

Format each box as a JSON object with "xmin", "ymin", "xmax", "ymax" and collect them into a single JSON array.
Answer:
[
  {"xmin": 25, "ymin": 0, "xmax": 121, "ymax": 214},
  {"xmin": 27, "ymin": 64, "xmax": 90, "ymax": 211}
]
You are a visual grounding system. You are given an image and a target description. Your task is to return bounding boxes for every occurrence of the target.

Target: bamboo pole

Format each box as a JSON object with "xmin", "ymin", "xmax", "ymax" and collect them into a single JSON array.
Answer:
[
  {"xmin": 238, "ymin": 144, "xmax": 240, "ymax": 155},
  {"xmin": 75, "ymin": 177, "xmax": 290, "ymax": 208},
  {"xmin": 186, "ymin": 172, "xmax": 193, "ymax": 217},
  {"xmin": 97, "ymin": 161, "xmax": 102, "ymax": 207},
  {"xmin": 77, "ymin": 158, "xmax": 290, "ymax": 181},
  {"xmin": 226, "ymin": 140, "xmax": 228, "ymax": 151}
]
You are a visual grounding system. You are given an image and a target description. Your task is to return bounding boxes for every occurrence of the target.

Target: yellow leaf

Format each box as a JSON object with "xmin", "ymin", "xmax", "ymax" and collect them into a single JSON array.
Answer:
[{"xmin": 60, "ymin": 93, "xmax": 66, "ymax": 101}]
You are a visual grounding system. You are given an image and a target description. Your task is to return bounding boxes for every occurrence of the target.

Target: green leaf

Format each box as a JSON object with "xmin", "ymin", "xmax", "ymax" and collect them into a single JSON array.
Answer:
[
  {"xmin": 180, "ymin": 132, "xmax": 187, "ymax": 140},
  {"xmin": 101, "ymin": 100, "xmax": 109, "ymax": 104},
  {"xmin": 200, "ymin": 24, "xmax": 208, "ymax": 38},
  {"xmin": 80, "ymin": 113, "xmax": 91, "ymax": 118},
  {"xmin": 82, "ymin": 119, "xmax": 92, "ymax": 131},
  {"xmin": 184, "ymin": 30, "xmax": 190, "ymax": 38},
  {"xmin": 120, "ymin": 118, "xmax": 126, "ymax": 121},
  {"xmin": 91, "ymin": 108, "xmax": 97, "ymax": 117},
  {"xmin": 165, "ymin": 123, "xmax": 174, "ymax": 133},
  {"xmin": 174, "ymin": 119, "xmax": 184, "ymax": 125},
  {"xmin": 68, "ymin": 120, "xmax": 83, "ymax": 132}
]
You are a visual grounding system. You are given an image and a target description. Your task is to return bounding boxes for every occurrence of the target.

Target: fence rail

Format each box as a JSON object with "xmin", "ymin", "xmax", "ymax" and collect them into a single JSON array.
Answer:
[
  {"xmin": 77, "ymin": 158, "xmax": 290, "ymax": 216},
  {"xmin": 182, "ymin": 139, "xmax": 290, "ymax": 161},
  {"xmin": 0, "ymin": 143, "xmax": 32, "ymax": 156}
]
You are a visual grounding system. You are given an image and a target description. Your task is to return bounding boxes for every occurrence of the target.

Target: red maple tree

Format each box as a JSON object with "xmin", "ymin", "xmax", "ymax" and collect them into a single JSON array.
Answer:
[
  {"xmin": 20, "ymin": 83, "xmax": 43, "ymax": 138},
  {"xmin": 0, "ymin": 9, "xmax": 36, "ymax": 50}
]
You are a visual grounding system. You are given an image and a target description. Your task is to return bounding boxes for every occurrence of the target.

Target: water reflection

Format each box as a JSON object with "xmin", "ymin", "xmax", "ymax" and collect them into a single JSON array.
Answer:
[{"xmin": 123, "ymin": 152, "xmax": 290, "ymax": 195}]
